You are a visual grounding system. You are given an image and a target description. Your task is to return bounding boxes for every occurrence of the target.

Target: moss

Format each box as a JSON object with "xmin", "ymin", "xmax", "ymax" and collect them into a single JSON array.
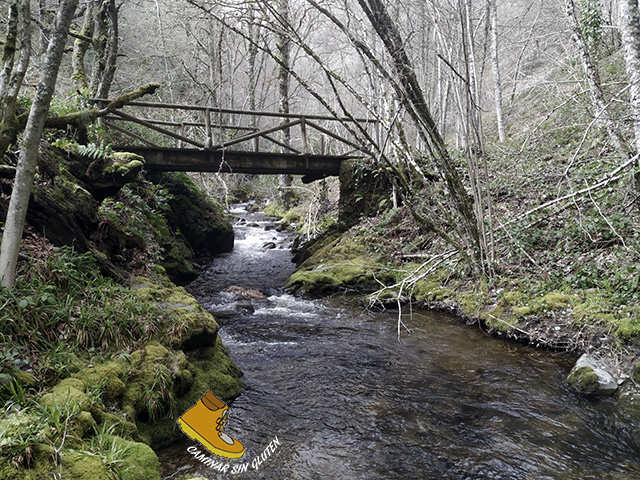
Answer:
[
  {"xmin": 457, "ymin": 290, "xmax": 487, "ymax": 317},
  {"xmin": 0, "ymin": 444, "xmax": 57, "ymax": 480},
  {"xmin": 89, "ymin": 409, "xmax": 138, "ymax": 439},
  {"xmin": 567, "ymin": 366, "xmax": 600, "ymax": 394},
  {"xmin": 41, "ymin": 378, "xmax": 89, "ymax": 411},
  {"xmin": 616, "ymin": 317, "xmax": 640, "ymax": 341},
  {"xmin": 413, "ymin": 279, "xmax": 455, "ymax": 302},
  {"xmin": 168, "ymin": 311, "xmax": 219, "ymax": 350},
  {"xmin": 542, "ymin": 291, "xmax": 572, "ymax": 309},
  {"xmin": 74, "ymin": 361, "xmax": 127, "ymax": 402},
  {"xmin": 113, "ymin": 436, "xmax": 161, "ymax": 480},
  {"xmin": 287, "ymin": 236, "xmax": 386, "ymax": 293},
  {"xmin": 103, "ymin": 159, "xmax": 144, "ymax": 177},
  {"xmin": 62, "ymin": 450, "xmax": 110, "ymax": 480},
  {"xmin": 12, "ymin": 370, "xmax": 37, "ymax": 389},
  {"xmin": 73, "ymin": 411, "xmax": 97, "ymax": 438}
]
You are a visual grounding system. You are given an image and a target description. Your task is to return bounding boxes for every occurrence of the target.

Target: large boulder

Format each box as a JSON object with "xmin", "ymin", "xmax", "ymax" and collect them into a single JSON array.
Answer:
[{"xmin": 148, "ymin": 172, "xmax": 234, "ymax": 256}]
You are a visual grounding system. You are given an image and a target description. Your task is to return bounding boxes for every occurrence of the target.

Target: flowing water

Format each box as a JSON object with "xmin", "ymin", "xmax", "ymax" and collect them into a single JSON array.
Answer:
[{"xmin": 159, "ymin": 204, "xmax": 640, "ymax": 480}]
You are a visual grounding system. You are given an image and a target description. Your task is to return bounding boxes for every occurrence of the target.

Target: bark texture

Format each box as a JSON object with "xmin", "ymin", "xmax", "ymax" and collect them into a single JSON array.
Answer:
[{"xmin": 0, "ymin": 0, "xmax": 79, "ymax": 287}]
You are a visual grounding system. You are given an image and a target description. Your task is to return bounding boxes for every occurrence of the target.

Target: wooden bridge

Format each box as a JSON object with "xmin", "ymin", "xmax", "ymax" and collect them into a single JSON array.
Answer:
[{"xmin": 93, "ymin": 99, "xmax": 378, "ymax": 183}]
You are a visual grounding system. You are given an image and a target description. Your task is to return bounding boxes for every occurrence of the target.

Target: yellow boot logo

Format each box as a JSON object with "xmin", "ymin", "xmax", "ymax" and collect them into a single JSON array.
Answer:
[{"xmin": 177, "ymin": 391, "xmax": 245, "ymax": 459}]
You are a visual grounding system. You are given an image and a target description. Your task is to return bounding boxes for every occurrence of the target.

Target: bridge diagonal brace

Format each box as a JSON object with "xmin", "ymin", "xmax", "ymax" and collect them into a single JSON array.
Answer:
[
  {"xmin": 105, "ymin": 121, "xmax": 162, "ymax": 148},
  {"xmin": 111, "ymin": 110, "xmax": 204, "ymax": 148},
  {"xmin": 212, "ymin": 119, "xmax": 302, "ymax": 150},
  {"xmin": 304, "ymin": 119, "xmax": 369, "ymax": 155},
  {"xmin": 261, "ymin": 134, "xmax": 302, "ymax": 154}
]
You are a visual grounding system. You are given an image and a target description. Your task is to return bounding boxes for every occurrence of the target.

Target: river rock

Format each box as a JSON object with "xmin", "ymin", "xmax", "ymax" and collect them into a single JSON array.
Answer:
[
  {"xmin": 235, "ymin": 300, "xmax": 255, "ymax": 313},
  {"xmin": 262, "ymin": 241, "xmax": 277, "ymax": 249},
  {"xmin": 567, "ymin": 353, "xmax": 618, "ymax": 395},
  {"xmin": 225, "ymin": 285, "xmax": 268, "ymax": 299}
]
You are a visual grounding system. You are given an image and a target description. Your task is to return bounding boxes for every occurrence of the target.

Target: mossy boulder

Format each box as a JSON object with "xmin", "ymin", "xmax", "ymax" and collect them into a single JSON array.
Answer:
[
  {"xmin": 73, "ymin": 360, "xmax": 128, "ymax": 403},
  {"xmin": 40, "ymin": 377, "xmax": 90, "ymax": 411},
  {"xmin": 159, "ymin": 238, "xmax": 197, "ymax": 284},
  {"xmin": 12, "ymin": 369, "xmax": 37, "ymax": 389},
  {"xmin": 287, "ymin": 233, "xmax": 386, "ymax": 293},
  {"xmin": 134, "ymin": 283, "xmax": 220, "ymax": 350},
  {"xmin": 567, "ymin": 366, "xmax": 600, "ymax": 394},
  {"xmin": 148, "ymin": 172, "xmax": 234, "ymax": 256},
  {"xmin": 567, "ymin": 354, "xmax": 618, "ymax": 395},
  {"xmin": 27, "ymin": 174, "xmax": 100, "ymax": 250}
]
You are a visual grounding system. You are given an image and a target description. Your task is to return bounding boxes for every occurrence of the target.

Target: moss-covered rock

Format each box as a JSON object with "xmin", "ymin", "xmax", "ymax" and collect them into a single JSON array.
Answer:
[
  {"xmin": 567, "ymin": 366, "xmax": 600, "ymax": 394},
  {"xmin": 73, "ymin": 360, "xmax": 128, "ymax": 403},
  {"xmin": 287, "ymin": 233, "xmax": 386, "ymax": 293},
  {"xmin": 40, "ymin": 377, "xmax": 90, "ymax": 411},
  {"xmin": 148, "ymin": 172, "xmax": 234, "ymax": 256},
  {"xmin": 12, "ymin": 370, "xmax": 37, "ymax": 389}
]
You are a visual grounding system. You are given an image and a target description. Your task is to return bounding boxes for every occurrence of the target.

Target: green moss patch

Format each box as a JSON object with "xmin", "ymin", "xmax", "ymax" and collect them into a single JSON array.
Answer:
[
  {"xmin": 567, "ymin": 366, "xmax": 600, "ymax": 394},
  {"xmin": 287, "ymin": 235, "xmax": 387, "ymax": 293}
]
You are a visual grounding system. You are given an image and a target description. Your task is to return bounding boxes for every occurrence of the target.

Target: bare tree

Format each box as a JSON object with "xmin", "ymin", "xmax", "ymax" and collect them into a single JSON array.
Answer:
[
  {"xmin": 565, "ymin": 0, "xmax": 630, "ymax": 159},
  {"xmin": 0, "ymin": 0, "xmax": 79, "ymax": 287}
]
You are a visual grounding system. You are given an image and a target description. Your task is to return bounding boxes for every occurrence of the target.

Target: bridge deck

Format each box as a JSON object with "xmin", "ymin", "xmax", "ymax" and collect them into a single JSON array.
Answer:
[{"xmin": 123, "ymin": 146, "xmax": 349, "ymax": 182}]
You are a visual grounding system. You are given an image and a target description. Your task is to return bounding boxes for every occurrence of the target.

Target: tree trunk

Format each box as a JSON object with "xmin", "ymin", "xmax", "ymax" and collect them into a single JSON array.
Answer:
[
  {"xmin": 0, "ymin": 0, "xmax": 31, "ymax": 126},
  {"xmin": 488, "ymin": 0, "xmax": 506, "ymax": 142},
  {"xmin": 566, "ymin": 0, "xmax": 629, "ymax": 159},
  {"xmin": 619, "ymin": 0, "xmax": 640, "ymax": 154},
  {"xmin": 356, "ymin": 0, "xmax": 483, "ymax": 270},
  {"xmin": 72, "ymin": 2, "xmax": 95, "ymax": 94},
  {"xmin": 276, "ymin": 0, "xmax": 293, "ymax": 209},
  {"xmin": 0, "ymin": 0, "xmax": 78, "ymax": 287}
]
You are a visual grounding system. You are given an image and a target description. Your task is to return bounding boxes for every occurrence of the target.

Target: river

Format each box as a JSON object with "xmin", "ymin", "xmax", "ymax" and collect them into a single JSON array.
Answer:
[{"xmin": 159, "ymin": 204, "xmax": 640, "ymax": 480}]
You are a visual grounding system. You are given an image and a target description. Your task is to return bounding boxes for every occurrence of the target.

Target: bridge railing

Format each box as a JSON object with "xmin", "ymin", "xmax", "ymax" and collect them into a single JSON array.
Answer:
[{"xmin": 90, "ymin": 99, "xmax": 378, "ymax": 157}]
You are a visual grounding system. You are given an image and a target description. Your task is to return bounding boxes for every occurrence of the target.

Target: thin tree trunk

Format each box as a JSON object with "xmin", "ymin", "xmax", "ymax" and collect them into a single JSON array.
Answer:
[
  {"xmin": 72, "ymin": 2, "xmax": 95, "ymax": 94},
  {"xmin": 566, "ymin": 0, "xmax": 629, "ymax": 159},
  {"xmin": 488, "ymin": 0, "xmax": 506, "ymax": 141},
  {"xmin": 276, "ymin": 0, "xmax": 293, "ymax": 209},
  {"xmin": 95, "ymin": 0, "xmax": 118, "ymax": 99},
  {"xmin": 0, "ymin": 0, "xmax": 31, "ymax": 123},
  {"xmin": 0, "ymin": 0, "xmax": 78, "ymax": 287},
  {"xmin": 619, "ymin": 0, "xmax": 640, "ymax": 154}
]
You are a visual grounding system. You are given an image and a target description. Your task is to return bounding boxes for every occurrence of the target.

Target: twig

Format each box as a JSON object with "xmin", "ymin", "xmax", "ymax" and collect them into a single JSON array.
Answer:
[
  {"xmin": 506, "ymin": 154, "xmax": 638, "ymax": 226},
  {"xmin": 486, "ymin": 313, "xmax": 548, "ymax": 344}
]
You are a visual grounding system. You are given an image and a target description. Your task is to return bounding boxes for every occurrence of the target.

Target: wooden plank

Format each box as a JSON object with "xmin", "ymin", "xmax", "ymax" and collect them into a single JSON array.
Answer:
[
  {"xmin": 104, "ymin": 116, "xmax": 255, "ymax": 131},
  {"xmin": 90, "ymin": 97, "xmax": 379, "ymax": 123}
]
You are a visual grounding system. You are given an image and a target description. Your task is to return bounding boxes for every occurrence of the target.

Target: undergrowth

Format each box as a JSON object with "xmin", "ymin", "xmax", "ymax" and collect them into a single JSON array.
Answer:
[{"xmin": 0, "ymin": 246, "xmax": 161, "ymax": 383}]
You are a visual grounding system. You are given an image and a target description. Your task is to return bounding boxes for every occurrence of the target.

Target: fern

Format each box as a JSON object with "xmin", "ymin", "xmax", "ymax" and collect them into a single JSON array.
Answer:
[{"xmin": 77, "ymin": 142, "xmax": 113, "ymax": 161}]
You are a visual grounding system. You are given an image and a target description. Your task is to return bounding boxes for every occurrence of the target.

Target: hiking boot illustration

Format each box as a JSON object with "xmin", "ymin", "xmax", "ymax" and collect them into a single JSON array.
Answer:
[{"xmin": 177, "ymin": 391, "xmax": 245, "ymax": 459}]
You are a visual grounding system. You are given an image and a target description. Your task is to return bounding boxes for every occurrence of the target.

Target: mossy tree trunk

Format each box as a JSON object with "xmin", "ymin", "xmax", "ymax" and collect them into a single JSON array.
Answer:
[
  {"xmin": 0, "ymin": 0, "xmax": 31, "ymax": 156},
  {"xmin": 0, "ymin": 0, "xmax": 78, "ymax": 287},
  {"xmin": 72, "ymin": 0, "xmax": 119, "ymax": 99}
]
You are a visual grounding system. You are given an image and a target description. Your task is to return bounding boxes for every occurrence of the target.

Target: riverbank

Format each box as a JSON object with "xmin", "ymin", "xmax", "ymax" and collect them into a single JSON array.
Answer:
[
  {"xmin": 285, "ymin": 209, "xmax": 640, "ymax": 434},
  {"xmin": 0, "ymin": 146, "xmax": 243, "ymax": 479}
]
